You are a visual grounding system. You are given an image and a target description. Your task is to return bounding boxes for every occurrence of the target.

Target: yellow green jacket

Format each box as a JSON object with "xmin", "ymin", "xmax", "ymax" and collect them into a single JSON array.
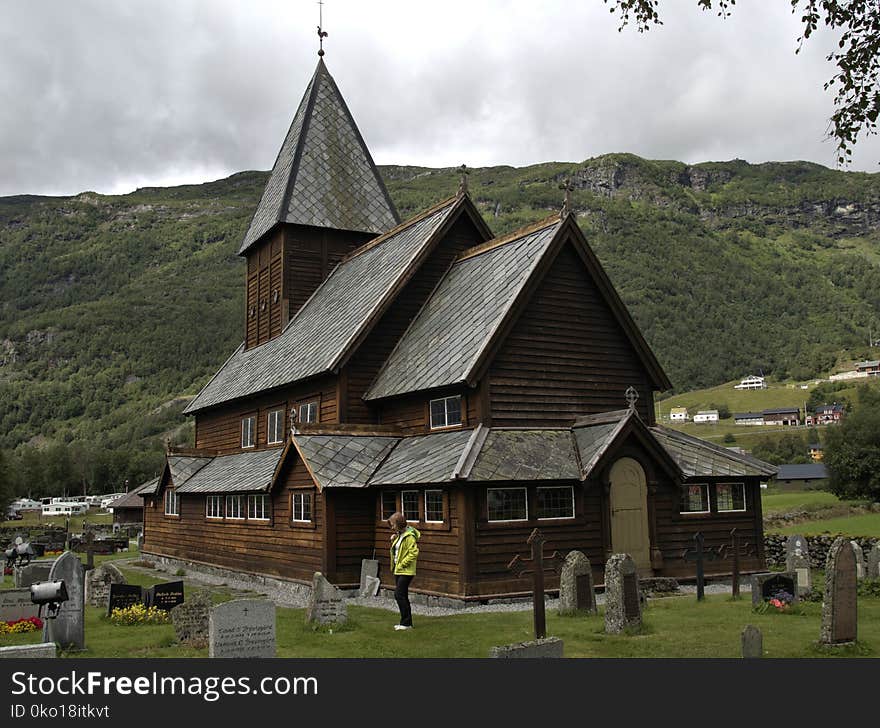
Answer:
[{"xmin": 390, "ymin": 526, "xmax": 420, "ymax": 576}]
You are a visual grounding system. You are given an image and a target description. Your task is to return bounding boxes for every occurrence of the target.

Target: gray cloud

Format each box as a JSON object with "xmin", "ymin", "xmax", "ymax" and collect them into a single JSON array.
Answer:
[{"xmin": 1, "ymin": 0, "xmax": 876, "ymax": 198}]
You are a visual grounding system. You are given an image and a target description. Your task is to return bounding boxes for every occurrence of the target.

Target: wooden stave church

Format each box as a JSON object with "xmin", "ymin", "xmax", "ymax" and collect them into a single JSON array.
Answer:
[{"xmin": 140, "ymin": 57, "xmax": 776, "ymax": 600}]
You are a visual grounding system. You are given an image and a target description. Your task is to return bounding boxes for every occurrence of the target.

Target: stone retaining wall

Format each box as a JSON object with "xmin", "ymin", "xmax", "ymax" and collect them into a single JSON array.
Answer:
[{"xmin": 764, "ymin": 534, "xmax": 878, "ymax": 568}]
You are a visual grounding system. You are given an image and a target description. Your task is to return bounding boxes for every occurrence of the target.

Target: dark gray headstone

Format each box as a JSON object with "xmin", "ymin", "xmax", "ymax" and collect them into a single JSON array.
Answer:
[
  {"xmin": 751, "ymin": 572, "xmax": 799, "ymax": 608},
  {"xmin": 821, "ymin": 537, "xmax": 857, "ymax": 645},
  {"xmin": 558, "ymin": 550, "xmax": 596, "ymax": 615},
  {"xmin": 85, "ymin": 562, "xmax": 126, "ymax": 609},
  {"xmin": 868, "ymin": 543, "xmax": 880, "ymax": 580},
  {"xmin": 306, "ymin": 572, "xmax": 347, "ymax": 626},
  {"xmin": 209, "ymin": 599, "xmax": 276, "ymax": 658},
  {"xmin": 13, "ymin": 561, "xmax": 53, "ymax": 589},
  {"xmin": 604, "ymin": 553, "xmax": 642, "ymax": 634},
  {"xmin": 741, "ymin": 625, "xmax": 763, "ymax": 658},
  {"xmin": 850, "ymin": 541, "xmax": 866, "ymax": 581},
  {"xmin": 43, "ymin": 551, "xmax": 85, "ymax": 650},
  {"xmin": 785, "ymin": 535, "xmax": 812, "ymax": 595},
  {"xmin": 147, "ymin": 581, "xmax": 185, "ymax": 612},
  {"xmin": 0, "ymin": 588, "xmax": 41, "ymax": 622},
  {"xmin": 490, "ymin": 637, "xmax": 564, "ymax": 658},
  {"xmin": 171, "ymin": 591, "xmax": 212, "ymax": 646},
  {"xmin": 108, "ymin": 583, "xmax": 146, "ymax": 615}
]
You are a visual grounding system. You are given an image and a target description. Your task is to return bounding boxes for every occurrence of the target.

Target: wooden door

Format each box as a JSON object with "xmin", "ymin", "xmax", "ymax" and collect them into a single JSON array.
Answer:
[{"xmin": 609, "ymin": 458, "xmax": 652, "ymax": 573}]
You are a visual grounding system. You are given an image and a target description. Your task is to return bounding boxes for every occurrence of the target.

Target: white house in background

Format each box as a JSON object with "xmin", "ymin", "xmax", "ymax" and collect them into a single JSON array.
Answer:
[
  {"xmin": 693, "ymin": 410, "xmax": 719, "ymax": 424},
  {"xmin": 42, "ymin": 501, "xmax": 88, "ymax": 516},
  {"xmin": 734, "ymin": 375, "xmax": 766, "ymax": 390},
  {"xmin": 669, "ymin": 407, "xmax": 689, "ymax": 422},
  {"xmin": 10, "ymin": 498, "xmax": 41, "ymax": 511}
]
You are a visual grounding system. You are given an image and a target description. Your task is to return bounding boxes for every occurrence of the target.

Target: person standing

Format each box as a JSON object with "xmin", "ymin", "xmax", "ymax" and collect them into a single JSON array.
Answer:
[{"xmin": 388, "ymin": 512, "xmax": 420, "ymax": 631}]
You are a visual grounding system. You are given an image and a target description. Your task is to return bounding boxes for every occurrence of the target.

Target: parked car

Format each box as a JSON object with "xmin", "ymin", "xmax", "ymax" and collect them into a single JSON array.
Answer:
[{"xmin": 5, "ymin": 509, "xmax": 23, "ymax": 521}]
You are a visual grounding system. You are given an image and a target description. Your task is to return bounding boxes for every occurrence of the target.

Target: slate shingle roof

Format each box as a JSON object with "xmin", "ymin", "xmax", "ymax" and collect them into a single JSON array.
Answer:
[
  {"xmin": 365, "ymin": 219, "xmax": 561, "ymax": 400},
  {"xmin": 650, "ymin": 426, "xmax": 777, "ymax": 478},
  {"xmin": 185, "ymin": 198, "xmax": 461, "ymax": 414},
  {"xmin": 175, "ymin": 449, "xmax": 284, "ymax": 494},
  {"xmin": 108, "ymin": 480, "xmax": 155, "ymax": 509},
  {"xmin": 775, "ymin": 463, "xmax": 828, "ymax": 480},
  {"xmin": 239, "ymin": 59, "xmax": 398, "ymax": 256},
  {"xmin": 468, "ymin": 429, "xmax": 579, "ymax": 481},
  {"xmin": 369, "ymin": 430, "xmax": 474, "ymax": 486},
  {"xmin": 295, "ymin": 435, "xmax": 399, "ymax": 488}
]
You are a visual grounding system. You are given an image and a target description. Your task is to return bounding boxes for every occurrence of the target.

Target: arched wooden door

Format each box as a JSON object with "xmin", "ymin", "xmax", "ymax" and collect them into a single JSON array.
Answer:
[{"xmin": 609, "ymin": 457, "xmax": 652, "ymax": 573}]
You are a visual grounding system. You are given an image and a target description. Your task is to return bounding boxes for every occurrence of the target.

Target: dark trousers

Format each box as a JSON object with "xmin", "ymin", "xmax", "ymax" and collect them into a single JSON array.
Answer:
[{"xmin": 394, "ymin": 574, "xmax": 414, "ymax": 626}]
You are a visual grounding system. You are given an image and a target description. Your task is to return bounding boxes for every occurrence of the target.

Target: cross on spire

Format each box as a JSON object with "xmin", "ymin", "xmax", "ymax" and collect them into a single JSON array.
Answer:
[
  {"xmin": 458, "ymin": 164, "xmax": 469, "ymax": 195},
  {"xmin": 625, "ymin": 385, "xmax": 639, "ymax": 411},
  {"xmin": 559, "ymin": 178, "xmax": 575, "ymax": 218},
  {"xmin": 317, "ymin": 1, "xmax": 329, "ymax": 57}
]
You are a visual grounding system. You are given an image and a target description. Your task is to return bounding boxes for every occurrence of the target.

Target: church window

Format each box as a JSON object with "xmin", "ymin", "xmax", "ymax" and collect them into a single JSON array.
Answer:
[
  {"xmin": 206, "ymin": 496, "xmax": 223, "ymax": 519},
  {"xmin": 680, "ymin": 484, "xmax": 710, "ymax": 514},
  {"xmin": 241, "ymin": 416, "xmax": 255, "ymax": 448},
  {"xmin": 537, "ymin": 486, "xmax": 574, "ymax": 519},
  {"xmin": 381, "ymin": 491, "xmax": 397, "ymax": 520},
  {"xmin": 402, "ymin": 490, "xmax": 419, "ymax": 521},
  {"xmin": 298, "ymin": 401, "xmax": 319, "ymax": 424},
  {"xmin": 225, "ymin": 495, "xmax": 244, "ymax": 520},
  {"xmin": 487, "ymin": 488, "xmax": 528, "ymax": 522},
  {"xmin": 429, "ymin": 395, "xmax": 462, "ymax": 429},
  {"xmin": 292, "ymin": 492, "xmax": 312, "ymax": 522},
  {"xmin": 425, "ymin": 490, "xmax": 444, "ymax": 523},
  {"xmin": 716, "ymin": 483, "xmax": 746, "ymax": 512},
  {"xmin": 247, "ymin": 494, "xmax": 270, "ymax": 520},
  {"xmin": 164, "ymin": 489, "xmax": 179, "ymax": 516},
  {"xmin": 267, "ymin": 409, "xmax": 285, "ymax": 444}
]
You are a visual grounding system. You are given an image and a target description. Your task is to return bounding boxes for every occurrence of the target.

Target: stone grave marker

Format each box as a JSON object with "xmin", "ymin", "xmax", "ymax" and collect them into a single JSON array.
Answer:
[
  {"xmin": 868, "ymin": 543, "xmax": 880, "ymax": 580},
  {"xmin": 306, "ymin": 572, "xmax": 347, "ymax": 626},
  {"xmin": 209, "ymin": 599, "xmax": 276, "ymax": 658},
  {"xmin": 85, "ymin": 562, "xmax": 126, "ymax": 609},
  {"xmin": 741, "ymin": 625, "xmax": 763, "ymax": 658},
  {"xmin": 750, "ymin": 572, "xmax": 799, "ymax": 609},
  {"xmin": 13, "ymin": 561, "xmax": 53, "ymax": 588},
  {"xmin": 171, "ymin": 591, "xmax": 212, "ymax": 646},
  {"xmin": 359, "ymin": 559, "xmax": 379, "ymax": 594},
  {"xmin": 0, "ymin": 588, "xmax": 41, "ymax": 622},
  {"xmin": 107, "ymin": 583, "xmax": 146, "ymax": 616},
  {"xmin": 43, "ymin": 551, "xmax": 85, "ymax": 650},
  {"xmin": 146, "ymin": 581, "xmax": 185, "ymax": 612},
  {"xmin": 820, "ymin": 537, "xmax": 857, "ymax": 645},
  {"xmin": 785, "ymin": 535, "xmax": 812, "ymax": 596},
  {"xmin": 558, "ymin": 550, "xmax": 596, "ymax": 615},
  {"xmin": 850, "ymin": 541, "xmax": 866, "ymax": 581},
  {"xmin": 604, "ymin": 553, "xmax": 642, "ymax": 634},
  {"xmin": 490, "ymin": 637, "xmax": 564, "ymax": 658},
  {"xmin": 360, "ymin": 575, "xmax": 381, "ymax": 598}
]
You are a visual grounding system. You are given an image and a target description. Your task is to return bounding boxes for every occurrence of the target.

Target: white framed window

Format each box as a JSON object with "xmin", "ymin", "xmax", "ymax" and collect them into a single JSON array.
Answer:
[
  {"xmin": 241, "ymin": 416, "xmax": 255, "ymax": 448},
  {"xmin": 247, "ymin": 494, "xmax": 270, "ymax": 520},
  {"xmin": 680, "ymin": 483, "xmax": 710, "ymax": 514},
  {"xmin": 429, "ymin": 395, "xmax": 462, "ymax": 429},
  {"xmin": 292, "ymin": 492, "xmax": 312, "ymax": 522},
  {"xmin": 402, "ymin": 490, "xmax": 419, "ymax": 522},
  {"xmin": 487, "ymin": 488, "xmax": 528, "ymax": 522},
  {"xmin": 267, "ymin": 409, "xmax": 284, "ymax": 445},
  {"xmin": 380, "ymin": 491, "xmax": 397, "ymax": 521},
  {"xmin": 206, "ymin": 495, "xmax": 223, "ymax": 519},
  {"xmin": 425, "ymin": 490, "xmax": 444, "ymax": 523},
  {"xmin": 537, "ymin": 486, "xmax": 574, "ymax": 520},
  {"xmin": 164, "ymin": 489, "xmax": 179, "ymax": 516},
  {"xmin": 716, "ymin": 482, "xmax": 746, "ymax": 512},
  {"xmin": 225, "ymin": 495, "xmax": 244, "ymax": 520},
  {"xmin": 298, "ymin": 401, "xmax": 319, "ymax": 424}
]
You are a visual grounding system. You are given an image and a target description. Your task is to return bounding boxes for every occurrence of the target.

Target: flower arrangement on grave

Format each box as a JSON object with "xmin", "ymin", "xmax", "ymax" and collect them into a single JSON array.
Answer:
[
  {"xmin": 109, "ymin": 604, "xmax": 170, "ymax": 626},
  {"xmin": 0, "ymin": 617, "xmax": 43, "ymax": 635},
  {"xmin": 759, "ymin": 588, "xmax": 795, "ymax": 614}
]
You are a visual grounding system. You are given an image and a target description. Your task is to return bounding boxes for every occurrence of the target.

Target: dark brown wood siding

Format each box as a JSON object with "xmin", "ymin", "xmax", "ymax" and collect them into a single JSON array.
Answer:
[
  {"xmin": 488, "ymin": 242, "xmax": 656, "ymax": 426},
  {"xmin": 378, "ymin": 387, "xmax": 475, "ymax": 434},
  {"xmin": 194, "ymin": 375, "xmax": 338, "ymax": 452},
  {"xmin": 343, "ymin": 214, "xmax": 484, "ymax": 425},
  {"xmin": 245, "ymin": 231, "xmax": 284, "ymax": 349}
]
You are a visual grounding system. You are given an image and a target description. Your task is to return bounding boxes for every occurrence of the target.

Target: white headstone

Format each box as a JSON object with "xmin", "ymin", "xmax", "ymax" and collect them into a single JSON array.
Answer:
[{"xmin": 209, "ymin": 599, "xmax": 276, "ymax": 658}]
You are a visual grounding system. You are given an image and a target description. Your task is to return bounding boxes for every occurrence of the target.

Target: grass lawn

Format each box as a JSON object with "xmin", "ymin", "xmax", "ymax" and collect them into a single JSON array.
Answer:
[
  {"xmin": 770, "ymin": 513, "xmax": 880, "ymax": 537},
  {"xmin": 761, "ymin": 490, "xmax": 844, "ymax": 516}
]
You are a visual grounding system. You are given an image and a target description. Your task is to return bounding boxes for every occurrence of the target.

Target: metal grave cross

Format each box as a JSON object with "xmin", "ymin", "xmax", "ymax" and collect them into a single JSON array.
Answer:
[
  {"xmin": 625, "ymin": 386, "xmax": 639, "ymax": 411},
  {"xmin": 507, "ymin": 528, "xmax": 564, "ymax": 639},
  {"xmin": 682, "ymin": 531, "xmax": 717, "ymax": 601},
  {"xmin": 84, "ymin": 530, "xmax": 96, "ymax": 572},
  {"xmin": 717, "ymin": 528, "xmax": 756, "ymax": 599}
]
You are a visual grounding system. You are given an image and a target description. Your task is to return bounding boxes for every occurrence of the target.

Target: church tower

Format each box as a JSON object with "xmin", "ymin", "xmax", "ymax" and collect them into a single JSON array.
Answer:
[{"xmin": 239, "ymin": 58, "xmax": 399, "ymax": 349}]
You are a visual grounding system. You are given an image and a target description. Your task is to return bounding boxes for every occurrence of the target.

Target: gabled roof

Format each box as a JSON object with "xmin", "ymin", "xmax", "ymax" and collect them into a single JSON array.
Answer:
[
  {"xmin": 185, "ymin": 196, "xmax": 471, "ymax": 414},
  {"xmin": 108, "ymin": 480, "xmax": 155, "ymax": 509},
  {"xmin": 365, "ymin": 218, "xmax": 562, "ymax": 400},
  {"xmin": 175, "ymin": 449, "xmax": 284, "ymax": 494},
  {"xmin": 763, "ymin": 407, "xmax": 800, "ymax": 415},
  {"xmin": 239, "ymin": 58, "xmax": 398, "ymax": 255},
  {"xmin": 650, "ymin": 426, "xmax": 778, "ymax": 478},
  {"xmin": 293, "ymin": 434, "xmax": 399, "ymax": 489},
  {"xmin": 370, "ymin": 430, "xmax": 475, "ymax": 486}
]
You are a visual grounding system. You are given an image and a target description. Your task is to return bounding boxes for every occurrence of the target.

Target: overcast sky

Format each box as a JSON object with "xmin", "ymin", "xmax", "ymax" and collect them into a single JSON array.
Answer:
[{"xmin": 2, "ymin": 0, "xmax": 878, "ymax": 197}]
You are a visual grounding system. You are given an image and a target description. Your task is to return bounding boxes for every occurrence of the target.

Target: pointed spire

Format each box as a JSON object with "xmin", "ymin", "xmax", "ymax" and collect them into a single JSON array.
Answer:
[
  {"xmin": 458, "ymin": 164, "xmax": 470, "ymax": 196},
  {"xmin": 559, "ymin": 178, "xmax": 575, "ymax": 219},
  {"xmin": 317, "ymin": 0, "xmax": 328, "ymax": 57},
  {"xmin": 238, "ymin": 59, "xmax": 400, "ymax": 255}
]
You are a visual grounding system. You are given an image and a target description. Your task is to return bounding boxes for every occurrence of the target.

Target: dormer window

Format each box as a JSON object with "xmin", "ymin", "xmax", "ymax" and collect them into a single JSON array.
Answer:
[
  {"xmin": 429, "ymin": 395, "xmax": 462, "ymax": 430},
  {"xmin": 298, "ymin": 401, "xmax": 318, "ymax": 424},
  {"xmin": 241, "ymin": 416, "xmax": 256, "ymax": 448}
]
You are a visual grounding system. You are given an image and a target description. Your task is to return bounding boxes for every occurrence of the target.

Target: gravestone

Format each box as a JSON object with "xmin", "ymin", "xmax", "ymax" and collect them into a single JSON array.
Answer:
[
  {"xmin": 360, "ymin": 575, "xmax": 381, "ymax": 598},
  {"xmin": 785, "ymin": 535, "xmax": 812, "ymax": 596},
  {"xmin": 147, "ymin": 581, "xmax": 185, "ymax": 612},
  {"xmin": 137, "ymin": 533, "xmax": 144, "ymax": 553},
  {"xmin": 107, "ymin": 583, "xmax": 146, "ymax": 615},
  {"xmin": 558, "ymin": 550, "xmax": 596, "ymax": 615},
  {"xmin": 741, "ymin": 625, "xmax": 763, "ymax": 658},
  {"xmin": 750, "ymin": 572, "xmax": 799, "ymax": 608},
  {"xmin": 489, "ymin": 637, "xmax": 564, "ymax": 658},
  {"xmin": 171, "ymin": 591, "xmax": 212, "ymax": 646},
  {"xmin": 868, "ymin": 543, "xmax": 880, "ymax": 580},
  {"xmin": 604, "ymin": 553, "xmax": 642, "ymax": 634},
  {"xmin": 359, "ymin": 559, "xmax": 379, "ymax": 595},
  {"xmin": 306, "ymin": 572, "xmax": 347, "ymax": 626},
  {"xmin": 85, "ymin": 562, "xmax": 126, "ymax": 609},
  {"xmin": 820, "ymin": 537, "xmax": 857, "ymax": 645},
  {"xmin": 850, "ymin": 541, "xmax": 866, "ymax": 581},
  {"xmin": 209, "ymin": 599, "xmax": 276, "ymax": 658},
  {"xmin": 0, "ymin": 588, "xmax": 41, "ymax": 622},
  {"xmin": 13, "ymin": 561, "xmax": 53, "ymax": 588},
  {"xmin": 0, "ymin": 643, "xmax": 57, "ymax": 659},
  {"xmin": 43, "ymin": 551, "xmax": 85, "ymax": 650}
]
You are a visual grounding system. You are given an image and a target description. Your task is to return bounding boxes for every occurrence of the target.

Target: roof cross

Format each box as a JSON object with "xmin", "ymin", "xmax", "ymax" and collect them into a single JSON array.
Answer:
[
  {"xmin": 559, "ymin": 178, "xmax": 575, "ymax": 218},
  {"xmin": 625, "ymin": 386, "xmax": 639, "ymax": 410},
  {"xmin": 458, "ymin": 164, "xmax": 469, "ymax": 195},
  {"xmin": 317, "ymin": 1, "xmax": 328, "ymax": 57}
]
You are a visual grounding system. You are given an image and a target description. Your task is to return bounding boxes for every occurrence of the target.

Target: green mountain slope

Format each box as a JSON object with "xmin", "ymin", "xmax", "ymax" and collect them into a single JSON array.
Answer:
[{"xmin": 1, "ymin": 155, "xmax": 879, "ymax": 492}]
